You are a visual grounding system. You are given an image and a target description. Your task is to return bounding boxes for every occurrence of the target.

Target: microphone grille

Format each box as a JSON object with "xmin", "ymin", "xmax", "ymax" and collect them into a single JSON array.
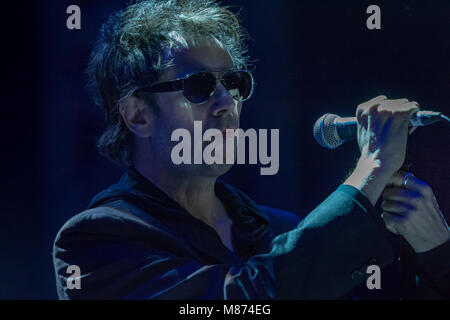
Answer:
[{"xmin": 313, "ymin": 113, "xmax": 344, "ymax": 149}]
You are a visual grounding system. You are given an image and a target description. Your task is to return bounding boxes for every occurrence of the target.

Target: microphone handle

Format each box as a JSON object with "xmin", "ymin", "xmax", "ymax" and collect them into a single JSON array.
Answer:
[{"xmin": 334, "ymin": 117, "xmax": 358, "ymax": 142}]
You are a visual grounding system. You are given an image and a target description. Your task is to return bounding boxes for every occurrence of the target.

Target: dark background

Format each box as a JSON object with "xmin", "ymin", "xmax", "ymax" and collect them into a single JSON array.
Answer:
[{"xmin": 2, "ymin": 0, "xmax": 449, "ymax": 299}]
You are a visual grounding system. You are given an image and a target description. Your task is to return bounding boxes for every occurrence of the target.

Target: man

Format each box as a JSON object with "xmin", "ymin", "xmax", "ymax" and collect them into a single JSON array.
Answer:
[{"xmin": 53, "ymin": 0, "xmax": 450, "ymax": 299}]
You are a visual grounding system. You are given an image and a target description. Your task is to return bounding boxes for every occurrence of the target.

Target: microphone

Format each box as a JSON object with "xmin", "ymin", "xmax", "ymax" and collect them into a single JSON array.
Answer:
[{"xmin": 313, "ymin": 110, "xmax": 443, "ymax": 149}]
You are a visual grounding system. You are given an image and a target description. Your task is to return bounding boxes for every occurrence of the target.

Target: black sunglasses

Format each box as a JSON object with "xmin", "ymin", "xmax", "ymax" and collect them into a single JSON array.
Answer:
[{"xmin": 134, "ymin": 70, "xmax": 254, "ymax": 104}]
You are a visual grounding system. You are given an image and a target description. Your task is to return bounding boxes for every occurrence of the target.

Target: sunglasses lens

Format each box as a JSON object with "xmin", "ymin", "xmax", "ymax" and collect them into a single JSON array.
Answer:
[
  {"xmin": 184, "ymin": 72, "xmax": 216, "ymax": 103},
  {"xmin": 223, "ymin": 71, "xmax": 253, "ymax": 101}
]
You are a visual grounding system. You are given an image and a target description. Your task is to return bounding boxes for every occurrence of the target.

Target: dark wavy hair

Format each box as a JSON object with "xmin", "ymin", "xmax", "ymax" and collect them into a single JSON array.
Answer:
[{"xmin": 86, "ymin": 0, "xmax": 250, "ymax": 167}]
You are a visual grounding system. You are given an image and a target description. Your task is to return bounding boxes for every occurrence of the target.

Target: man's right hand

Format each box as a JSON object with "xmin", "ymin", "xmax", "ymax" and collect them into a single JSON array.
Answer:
[
  {"xmin": 356, "ymin": 95, "xmax": 419, "ymax": 177},
  {"xmin": 344, "ymin": 95, "xmax": 419, "ymax": 206}
]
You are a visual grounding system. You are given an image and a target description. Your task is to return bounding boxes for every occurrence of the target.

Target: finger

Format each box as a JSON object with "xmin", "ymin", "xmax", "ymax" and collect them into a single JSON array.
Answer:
[
  {"xmin": 401, "ymin": 101, "xmax": 420, "ymax": 116},
  {"xmin": 368, "ymin": 95, "xmax": 388, "ymax": 104},
  {"xmin": 381, "ymin": 199, "xmax": 414, "ymax": 214},
  {"xmin": 372, "ymin": 101, "xmax": 419, "ymax": 134},
  {"xmin": 381, "ymin": 212, "xmax": 400, "ymax": 234},
  {"xmin": 356, "ymin": 95, "xmax": 387, "ymax": 118},
  {"xmin": 382, "ymin": 187, "xmax": 421, "ymax": 203},
  {"xmin": 386, "ymin": 171, "xmax": 432, "ymax": 195},
  {"xmin": 383, "ymin": 98, "xmax": 409, "ymax": 106},
  {"xmin": 378, "ymin": 100, "xmax": 419, "ymax": 114}
]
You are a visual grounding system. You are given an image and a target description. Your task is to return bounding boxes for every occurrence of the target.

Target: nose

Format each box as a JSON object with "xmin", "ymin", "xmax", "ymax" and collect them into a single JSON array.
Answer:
[{"xmin": 209, "ymin": 80, "xmax": 235, "ymax": 118}]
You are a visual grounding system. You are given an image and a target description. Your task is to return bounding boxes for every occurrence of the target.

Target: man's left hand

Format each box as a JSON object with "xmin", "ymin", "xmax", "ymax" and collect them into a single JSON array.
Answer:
[{"xmin": 381, "ymin": 171, "xmax": 450, "ymax": 253}]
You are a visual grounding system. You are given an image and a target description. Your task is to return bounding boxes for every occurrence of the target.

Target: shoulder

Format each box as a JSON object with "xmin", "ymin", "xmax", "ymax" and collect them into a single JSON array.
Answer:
[
  {"xmin": 257, "ymin": 204, "xmax": 302, "ymax": 237},
  {"xmin": 54, "ymin": 206, "xmax": 152, "ymax": 242},
  {"xmin": 52, "ymin": 204, "xmax": 178, "ymax": 260},
  {"xmin": 52, "ymin": 205, "xmax": 187, "ymax": 296}
]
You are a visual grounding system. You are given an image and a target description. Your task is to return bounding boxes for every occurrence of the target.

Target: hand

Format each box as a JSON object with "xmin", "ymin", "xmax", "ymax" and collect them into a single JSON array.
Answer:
[
  {"xmin": 344, "ymin": 95, "xmax": 419, "ymax": 205},
  {"xmin": 381, "ymin": 171, "xmax": 450, "ymax": 253},
  {"xmin": 356, "ymin": 95, "xmax": 419, "ymax": 177}
]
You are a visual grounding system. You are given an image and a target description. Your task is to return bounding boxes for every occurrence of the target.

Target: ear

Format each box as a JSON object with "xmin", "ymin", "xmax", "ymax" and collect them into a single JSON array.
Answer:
[{"xmin": 119, "ymin": 96, "xmax": 154, "ymax": 138}]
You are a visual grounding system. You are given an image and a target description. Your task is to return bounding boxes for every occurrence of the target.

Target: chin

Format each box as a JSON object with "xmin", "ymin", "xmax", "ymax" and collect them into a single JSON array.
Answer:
[
  {"xmin": 168, "ymin": 161, "xmax": 234, "ymax": 179},
  {"xmin": 201, "ymin": 163, "xmax": 234, "ymax": 178},
  {"xmin": 189, "ymin": 162, "xmax": 234, "ymax": 179}
]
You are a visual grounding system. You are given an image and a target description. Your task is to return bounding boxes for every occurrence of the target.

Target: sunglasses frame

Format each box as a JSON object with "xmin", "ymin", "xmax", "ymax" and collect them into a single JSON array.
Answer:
[{"xmin": 134, "ymin": 69, "xmax": 254, "ymax": 104}]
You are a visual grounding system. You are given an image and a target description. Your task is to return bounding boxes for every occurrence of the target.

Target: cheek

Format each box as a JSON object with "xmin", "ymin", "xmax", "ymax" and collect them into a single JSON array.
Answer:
[{"xmin": 156, "ymin": 93, "xmax": 195, "ymax": 130}]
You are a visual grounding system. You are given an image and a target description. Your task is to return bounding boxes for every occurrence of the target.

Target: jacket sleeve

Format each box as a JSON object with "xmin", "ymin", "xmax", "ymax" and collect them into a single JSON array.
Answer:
[{"xmin": 53, "ymin": 185, "xmax": 397, "ymax": 300}]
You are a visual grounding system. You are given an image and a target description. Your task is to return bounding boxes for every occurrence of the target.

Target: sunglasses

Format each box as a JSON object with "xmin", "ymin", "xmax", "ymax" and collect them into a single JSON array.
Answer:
[{"xmin": 134, "ymin": 70, "xmax": 254, "ymax": 104}]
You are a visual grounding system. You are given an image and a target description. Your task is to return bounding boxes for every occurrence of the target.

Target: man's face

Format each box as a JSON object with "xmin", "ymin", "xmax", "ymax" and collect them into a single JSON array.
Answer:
[{"xmin": 148, "ymin": 38, "xmax": 242, "ymax": 177}]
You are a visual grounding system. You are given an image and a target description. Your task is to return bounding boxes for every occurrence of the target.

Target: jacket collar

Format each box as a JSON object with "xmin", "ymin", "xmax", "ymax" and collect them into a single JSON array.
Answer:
[{"xmin": 88, "ymin": 166, "xmax": 273, "ymax": 260}]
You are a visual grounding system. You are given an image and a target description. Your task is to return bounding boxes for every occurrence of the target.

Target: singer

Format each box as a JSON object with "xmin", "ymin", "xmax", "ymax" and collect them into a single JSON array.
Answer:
[{"xmin": 53, "ymin": 0, "xmax": 450, "ymax": 299}]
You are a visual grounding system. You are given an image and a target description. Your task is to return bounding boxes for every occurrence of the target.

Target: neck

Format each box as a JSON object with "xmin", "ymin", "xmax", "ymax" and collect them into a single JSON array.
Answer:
[{"xmin": 134, "ymin": 158, "xmax": 224, "ymax": 227}]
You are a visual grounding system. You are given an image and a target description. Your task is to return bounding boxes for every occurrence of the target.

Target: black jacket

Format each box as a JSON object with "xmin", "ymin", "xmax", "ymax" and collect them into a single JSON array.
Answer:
[{"xmin": 53, "ymin": 167, "xmax": 450, "ymax": 299}]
